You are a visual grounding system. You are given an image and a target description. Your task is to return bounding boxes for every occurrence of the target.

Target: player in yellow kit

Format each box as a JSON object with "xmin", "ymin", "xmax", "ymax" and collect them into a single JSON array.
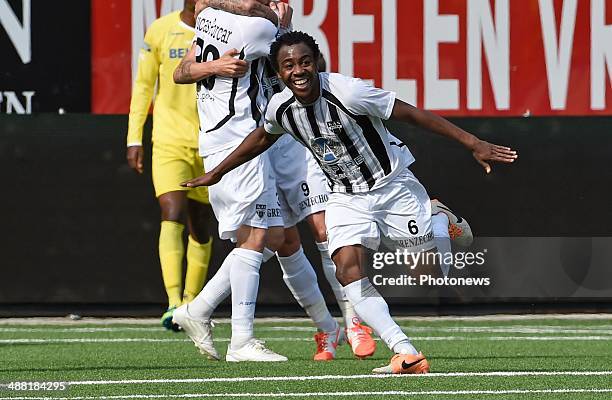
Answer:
[{"xmin": 126, "ymin": 0, "xmax": 248, "ymax": 330}]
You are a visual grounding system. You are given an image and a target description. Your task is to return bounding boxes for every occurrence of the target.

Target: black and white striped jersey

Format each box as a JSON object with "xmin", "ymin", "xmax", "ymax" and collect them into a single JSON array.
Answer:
[
  {"xmin": 264, "ymin": 73, "xmax": 415, "ymax": 193},
  {"xmin": 194, "ymin": 9, "xmax": 277, "ymax": 157}
]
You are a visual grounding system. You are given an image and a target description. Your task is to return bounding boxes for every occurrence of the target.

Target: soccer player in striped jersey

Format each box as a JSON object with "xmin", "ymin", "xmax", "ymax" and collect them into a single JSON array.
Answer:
[{"xmin": 183, "ymin": 31, "xmax": 518, "ymax": 374}]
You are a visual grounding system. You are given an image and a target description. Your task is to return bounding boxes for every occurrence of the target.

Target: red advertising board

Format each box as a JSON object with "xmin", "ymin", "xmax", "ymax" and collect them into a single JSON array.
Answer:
[{"xmin": 91, "ymin": 0, "xmax": 612, "ymax": 116}]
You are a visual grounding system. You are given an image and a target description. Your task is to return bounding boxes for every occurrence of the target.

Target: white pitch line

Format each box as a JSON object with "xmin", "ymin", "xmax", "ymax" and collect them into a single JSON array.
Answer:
[
  {"xmin": 2, "ymin": 335, "xmax": 611, "ymax": 344},
  {"xmin": 3, "ymin": 325, "xmax": 612, "ymax": 334},
  {"xmin": 265, "ymin": 326, "xmax": 612, "ymax": 334},
  {"xmin": 2, "ymin": 388, "xmax": 612, "ymax": 400},
  {"xmin": 1, "ymin": 314, "xmax": 611, "ymax": 326},
  {"xmin": 3, "ymin": 325, "xmax": 612, "ymax": 335},
  {"xmin": 48, "ymin": 370, "xmax": 612, "ymax": 386}
]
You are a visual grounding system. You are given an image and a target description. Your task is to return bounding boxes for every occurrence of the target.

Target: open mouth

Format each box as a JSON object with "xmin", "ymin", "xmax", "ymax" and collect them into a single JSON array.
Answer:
[{"xmin": 292, "ymin": 77, "xmax": 310, "ymax": 90}]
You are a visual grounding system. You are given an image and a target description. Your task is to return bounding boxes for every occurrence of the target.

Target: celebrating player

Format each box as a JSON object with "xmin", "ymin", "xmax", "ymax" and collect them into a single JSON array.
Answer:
[
  {"xmin": 126, "ymin": 0, "xmax": 246, "ymax": 330},
  {"xmin": 183, "ymin": 31, "xmax": 518, "ymax": 374},
  {"xmin": 170, "ymin": 0, "xmax": 295, "ymax": 362}
]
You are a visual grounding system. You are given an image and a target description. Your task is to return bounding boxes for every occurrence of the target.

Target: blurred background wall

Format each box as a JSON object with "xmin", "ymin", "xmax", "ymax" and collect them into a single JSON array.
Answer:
[{"xmin": 1, "ymin": 0, "xmax": 611, "ymax": 315}]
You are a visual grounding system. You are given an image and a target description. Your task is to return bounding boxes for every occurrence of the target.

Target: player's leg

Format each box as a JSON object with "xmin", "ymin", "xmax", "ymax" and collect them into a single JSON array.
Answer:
[
  {"xmin": 304, "ymin": 211, "xmax": 376, "ymax": 358},
  {"xmin": 277, "ymin": 226, "xmax": 344, "ymax": 360},
  {"xmin": 182, "ymin": 199, "xmax": 213, "ymax": 303},
  {"xmin": 325, "ymin": 183, "xmax": 430, "ymax": 374},
  {"xmin": 152, "ymin": 144, "xmax": 194, "ymax": 330},
  {"xmin": 332, "ymin": 245, "xmax": 428, "ymax": 374},
  {"xmin": 157, "ymin": 191, "xmax": 188, "ymax": 329},
  {"xmin": 182, "ymin": 150, "xmax": 215, "ymax": 303},
  {"xmin": 175, "ymin": 151, "xmax": 285, "ymax": 361},
  {"xmin": 430, "ymin": 199, "xmax": 474, "ymax": 277}
]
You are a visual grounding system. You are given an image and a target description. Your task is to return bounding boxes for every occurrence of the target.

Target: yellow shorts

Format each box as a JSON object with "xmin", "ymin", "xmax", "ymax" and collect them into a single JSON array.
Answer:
[{"xmin": 152, "ymin": 143, "xmax": 209, "ymax": 204}]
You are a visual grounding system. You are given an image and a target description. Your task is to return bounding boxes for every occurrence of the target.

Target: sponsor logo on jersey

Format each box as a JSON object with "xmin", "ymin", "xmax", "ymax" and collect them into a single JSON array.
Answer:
[
  {"xmin": 326, "ymin": 120, "xmax": 343, "ymax": 131},
  {"xmin": 169, "ymin": 48, "xmax": 189, "ymax": 58},
  {"xmin": 395, "ymin": 231, "xmax": 434, "ymax": 249},
  {"xmin": 196, "ymin": 17, "xmax": 233, "ymax": 44},
  {"xmin": 298, "ymin": 194, "xmax": 329, "ymax": 211},
  {"xmin": 256, "ymin": 204, "xmax": 267, "ymax": 218},
  {"xmin": 267, "ymin": 207, "xmax": 281, "ymax": 218},
  {"xmin": 310, "ymin": 137, "xmax": 346, "ymax": 165}
]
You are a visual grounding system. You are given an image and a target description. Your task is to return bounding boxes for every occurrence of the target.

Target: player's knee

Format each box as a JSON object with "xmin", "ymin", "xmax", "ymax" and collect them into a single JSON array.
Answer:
[
  {"xmin": 335, "ymin": 264, "xmax": 361, "ymax": 286},
  {"xmin": 307, "ymin": 212, "xmax": 328, "ymax": 243},
  {"xmin": 160, "ymin": 203, "xmax": 183, "ymax": 222},
  {"xmin": 266, "ymin": 227, "xmax": 286, "ymax": 253},
  {"xmin": 188, "ymin": 204, "xmax": 213, "ymax": 243},
  {"xmin": 311, "ymin": 224, "xmax": 328, "ymax": 243},
  {"xmin": 159, "ymin": 193, "xmax": 186, "ymax": 222}
]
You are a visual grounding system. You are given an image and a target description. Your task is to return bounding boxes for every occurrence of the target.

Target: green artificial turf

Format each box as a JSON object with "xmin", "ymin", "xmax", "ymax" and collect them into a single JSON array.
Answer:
[{"xmin": 0, "ymin": 317, "xmax": 611, "ymax": 399}]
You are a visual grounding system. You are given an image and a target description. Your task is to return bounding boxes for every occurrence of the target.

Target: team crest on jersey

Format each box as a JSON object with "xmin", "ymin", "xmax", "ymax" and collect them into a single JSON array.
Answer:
[
  {"xmin": 255, "ymin": 204, "xmax": 267, "ymax": 218},
  {"xmin": 310, "ymin": 137, "xmax": 346, "ymax": 165},
  {"xmin": 326, "ymin": 120, "xmax": 343, "ymax": 131}
]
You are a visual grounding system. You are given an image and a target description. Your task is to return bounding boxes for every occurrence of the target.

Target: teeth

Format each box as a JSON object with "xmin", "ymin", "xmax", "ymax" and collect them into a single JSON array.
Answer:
[{"xmin": 294, "ymin": 79, "xmax": 308, "ymax": 85}]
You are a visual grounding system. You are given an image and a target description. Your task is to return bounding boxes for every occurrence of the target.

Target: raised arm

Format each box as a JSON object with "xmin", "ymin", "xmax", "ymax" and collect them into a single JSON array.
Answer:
[
  {"xmin": 174, "ymin": 44, "xmax": 248, "ymax": 84},
  {"xmin": 182, "ymin": 127, "xmax": 280, "ymax": 187},
  {"xmin": 390, "ymin": 100, "xmax": 518, "ymax": 173},
  {"xmin": 203, "ymin": 0, "xmax": 279, "ymax": 26}
]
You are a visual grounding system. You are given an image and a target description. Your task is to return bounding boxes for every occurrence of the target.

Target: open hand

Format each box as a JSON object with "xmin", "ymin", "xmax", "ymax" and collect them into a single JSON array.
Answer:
[
  {"xmin": 181, "ymin": 171, "xmax": 222, "ymax": 188},
  {"xmin": 471, "ymin": 140, "xmax": 518, "ymax": 174},
  {"xmin": 215, "ymin": 49, "xmax": 248, "ymax": 78}
]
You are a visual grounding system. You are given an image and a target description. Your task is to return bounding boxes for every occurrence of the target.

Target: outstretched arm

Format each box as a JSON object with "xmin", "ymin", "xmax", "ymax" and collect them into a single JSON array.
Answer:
[
  {"xmin": 203, "ymin": 0, "xmax": 280, "ymax": 26},
  {"xmin": 182, "ymin": 127, "xmax": 281, "ymax": 187},
  {"xmin": 174, "ymin": 44, "xmax": 248, "ymax": 84},
  {"xmin": 390, "ymin": 100, "xmax": 518, "ymax": 173}
]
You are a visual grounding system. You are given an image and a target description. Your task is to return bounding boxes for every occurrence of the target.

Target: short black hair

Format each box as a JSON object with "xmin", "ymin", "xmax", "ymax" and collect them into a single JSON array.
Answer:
[{"xmin": 269, "ymin": 31, "xmax": 320, "ymax": 72}]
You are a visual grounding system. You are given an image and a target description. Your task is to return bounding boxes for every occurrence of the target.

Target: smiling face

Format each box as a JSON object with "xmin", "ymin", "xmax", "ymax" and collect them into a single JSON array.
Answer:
[{"xmin": 276, "ymin": 42, "xmax": 321, "ymax": 104}]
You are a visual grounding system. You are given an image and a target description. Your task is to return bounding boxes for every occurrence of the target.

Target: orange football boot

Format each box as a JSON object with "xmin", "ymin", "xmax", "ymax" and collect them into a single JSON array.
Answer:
[
  {"xmin": 313, "ymin": 325, "xmax": 345, "ymax": 361},
  {"xmin": 372, "ymin": 352, "xmax": 430, "ymax": 374},
  {"xmin": 346, "ymin": 318, "xmax": 377, "ymax": 359}
]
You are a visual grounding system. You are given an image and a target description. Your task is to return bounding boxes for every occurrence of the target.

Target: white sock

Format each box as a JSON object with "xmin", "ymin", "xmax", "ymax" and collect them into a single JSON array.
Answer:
[
  {"xmin": 278, "ymin": 247, "xmax": 337, "ymax": 333},
  {"xmin": 262, "ymin": 247, "xmax": 276, "ymax": 262},
  {"xmin": 344, "ymin": 278, "xmax": 417, "ymax": 355},
  {"xmin": 230, "ymin": 248, "xmax": 263, "ymax": 350},
  {"xmin": 188, "ymin": 252, "xmax": 232, "ymax": 320},
  {"xmin": 316, "ymin": 241, "xmax": 360, "ymax": 329},
  {"xmin": 432, "ymin": 213, "xmax": 452, "ymax": 277}
]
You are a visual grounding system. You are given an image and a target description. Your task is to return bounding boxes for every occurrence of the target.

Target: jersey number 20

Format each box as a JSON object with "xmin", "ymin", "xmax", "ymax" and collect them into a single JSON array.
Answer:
[{"xmin": 195, "ymin": 38, "xmax": 220, "ymax": 91}]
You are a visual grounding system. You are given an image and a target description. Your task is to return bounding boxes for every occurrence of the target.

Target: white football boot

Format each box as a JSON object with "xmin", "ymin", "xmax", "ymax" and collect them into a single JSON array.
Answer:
[
  {"xmin": 226, "ymin": 339, "xmax": 288, "ymax": 362},
  {"xmin": 431, "ymin": 199, "xmax": 474, "ymax": 247},
  {"xmin": 172, "ymin": 304, "xmax": 220, "ymax": 360}
]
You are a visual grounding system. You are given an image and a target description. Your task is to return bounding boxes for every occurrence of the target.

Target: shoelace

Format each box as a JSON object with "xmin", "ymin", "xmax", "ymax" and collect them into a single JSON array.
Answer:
[
  {"xmin": 350, "ymin": 322, "xmax": 373, "ymax": 342},
  {"xmin": 314, "ymin": 332, "xmax": 330, "ymax": 352},
  {"xmin": 448, "ymin": 224, "xmax": 463, "ymax": 240},
  {"xmin": 250, "ymin": 339, "xmax": 275, "ymax": 354}
]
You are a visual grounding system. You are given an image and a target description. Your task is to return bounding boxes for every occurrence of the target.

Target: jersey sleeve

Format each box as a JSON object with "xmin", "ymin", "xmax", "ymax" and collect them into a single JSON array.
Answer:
[
  {"xmin": 263, "ymin": 100, "xmax": 285, "ymax": 136},
  {"xmin": 344, "ymin": 77, "xmax": 396, "ymax": 120},
  {"xmin": 240, "ymin": 18, "xmax": 278, "ymax": 61},
  {"xmin": 126, "ymin": 22, "xmax": 161, "ymax": 146}
]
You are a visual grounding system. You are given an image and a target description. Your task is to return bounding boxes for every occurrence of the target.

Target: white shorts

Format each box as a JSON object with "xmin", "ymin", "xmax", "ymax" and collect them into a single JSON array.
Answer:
[
  {"xmin": 325, "ymin": 168, "xmax": 434, "ymax": 256},
  {"xmin": 204, "ymin": 148, "xmax": 283, "ymax": 242},
  {"xmin": 268, "ymin": 135, "xmax": 329, "ymax": 228}
]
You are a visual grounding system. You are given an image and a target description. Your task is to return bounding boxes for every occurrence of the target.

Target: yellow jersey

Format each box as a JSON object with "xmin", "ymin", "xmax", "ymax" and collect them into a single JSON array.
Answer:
[{"xmin": 127, "ymin": 11, "xmax": 198, "ymax": 148}]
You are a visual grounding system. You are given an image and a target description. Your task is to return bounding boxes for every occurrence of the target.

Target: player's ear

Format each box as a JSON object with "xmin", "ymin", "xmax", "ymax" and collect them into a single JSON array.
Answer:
[{"xmin": 316, "ymin": 55, "xmax": 327, "ymax": 72}]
